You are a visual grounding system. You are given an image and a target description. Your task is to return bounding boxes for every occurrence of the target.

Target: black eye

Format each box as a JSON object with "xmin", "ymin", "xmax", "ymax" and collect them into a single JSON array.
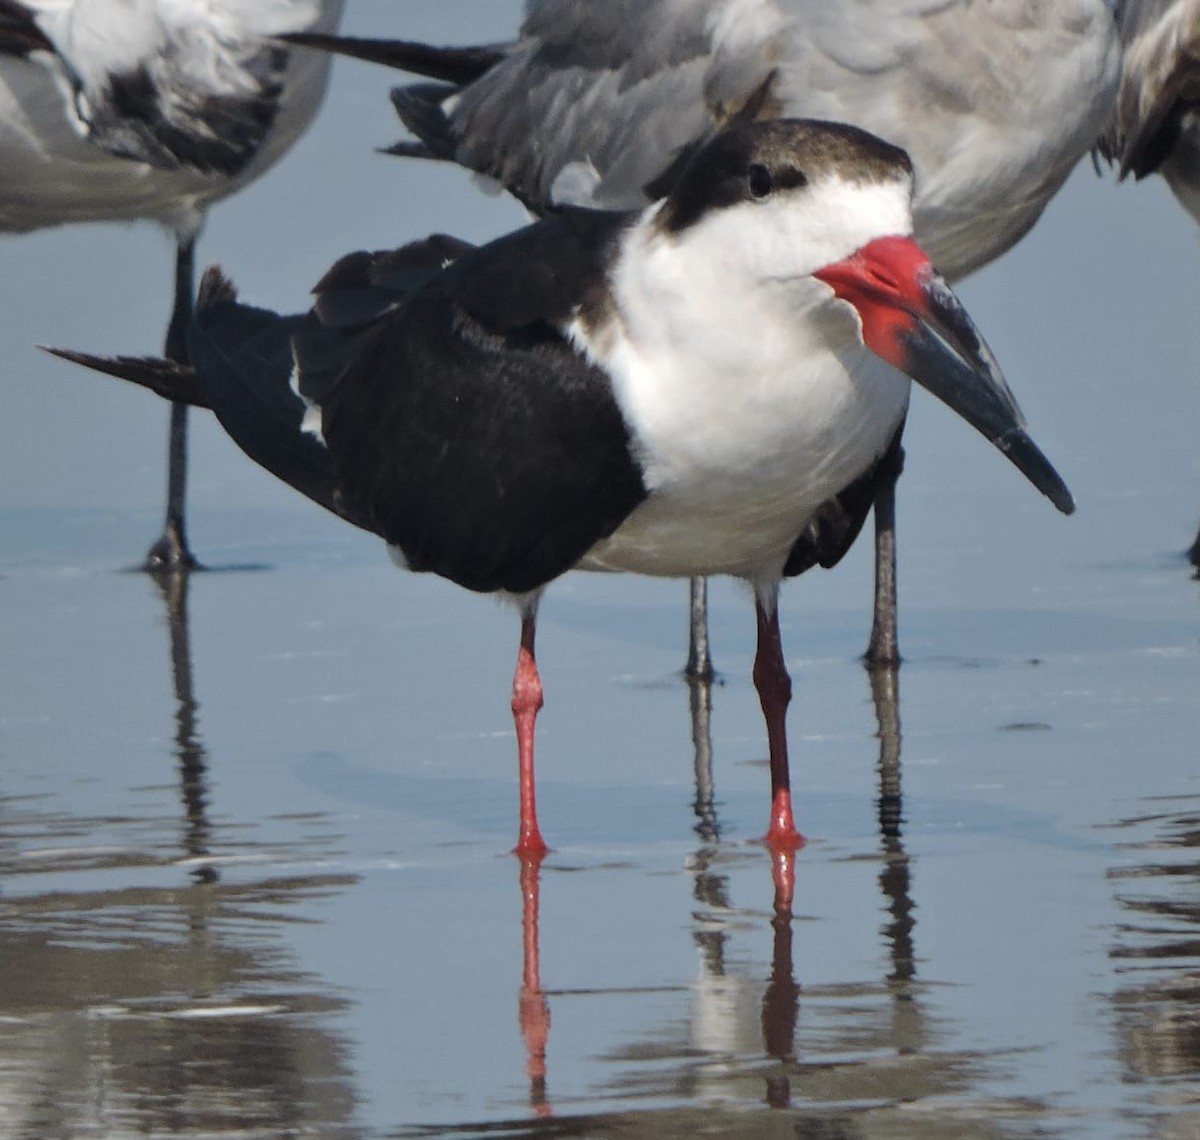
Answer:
[{"xmin": 747, "ymin": 163, "xmax": 773, "ymax": 199}]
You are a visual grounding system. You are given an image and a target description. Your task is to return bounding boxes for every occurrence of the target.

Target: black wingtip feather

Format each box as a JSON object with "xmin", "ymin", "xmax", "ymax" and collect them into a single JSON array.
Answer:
[
  {"xmin": 280, "ymin": 32, "xmax": 506, "ymax": 85},
  {"xmin": 389, "ymin": 84, "xmax": 460, "ymax": 160},
  {"xmin": 278, "ymin": 32, "xmax": 506, "ymax": 86}
]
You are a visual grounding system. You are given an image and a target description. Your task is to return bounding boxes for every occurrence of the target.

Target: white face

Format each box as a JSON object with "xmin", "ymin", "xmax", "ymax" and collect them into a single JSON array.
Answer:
[
  {"xmin": 637, "ymin": 166, "xmax": 915, "ymax": 303},
  {"xmin": 592, "ymin": 164, "xmax": 917, "ymax": 391}
]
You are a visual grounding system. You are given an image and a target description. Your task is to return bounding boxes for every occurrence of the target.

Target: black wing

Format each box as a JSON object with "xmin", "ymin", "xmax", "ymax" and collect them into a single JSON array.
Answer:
[
  {"xmin": 183, "ymin": 270, "xmax": 368, "ymax": 524},
  {"xmin": 302, "ymin": 212, "xmax": 647, "ymax": 595}
]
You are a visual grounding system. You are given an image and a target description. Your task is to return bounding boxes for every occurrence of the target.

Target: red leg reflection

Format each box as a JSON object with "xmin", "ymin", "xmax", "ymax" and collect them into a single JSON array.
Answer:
[
  {"xmin": 512, "ymin": 604, "xmax": 549, "ymax": 857},
  {"xmin": 518, "ymin": 851, "xmax": 552, "ymax": 1117},
  {"xmin": 762, "ymin": 848, "xmax": 799, "ymax": 1109},
  {"xmin": 753, "ymin": 589, "xmax": 805, "ymax": 851},
  {"xmin": 769, "ymin": 847, "xmax": 795, "ymax": 916}
]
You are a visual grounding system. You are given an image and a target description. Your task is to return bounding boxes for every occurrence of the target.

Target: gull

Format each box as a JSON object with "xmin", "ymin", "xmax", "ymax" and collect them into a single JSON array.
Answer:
[{"xmin": 0, "ymin": 0, "xmax": 344, "ymax": 569}]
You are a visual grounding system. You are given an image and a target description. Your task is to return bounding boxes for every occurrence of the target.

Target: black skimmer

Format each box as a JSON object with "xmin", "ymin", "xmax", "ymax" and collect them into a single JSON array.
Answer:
[
  {"xmin": 285, "ymin": 0, "xmax": 1118, "ymax": 669},
  {"xmin": 0, "ymin": 0, "xmax": 343, "ymax": 571},
  {"xmin": 1098, "ymin": 0, "xmax": 1200, "ymax": 570},
  {"xmin": 52, "ymin": 118, "xmax": 1074, "ymax": 854}
]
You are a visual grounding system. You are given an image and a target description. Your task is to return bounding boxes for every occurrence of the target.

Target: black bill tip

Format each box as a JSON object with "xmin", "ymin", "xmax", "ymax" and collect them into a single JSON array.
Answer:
[{"xmin": 995, "ymin": 427, "xmax": 1075, "ymax": 516}]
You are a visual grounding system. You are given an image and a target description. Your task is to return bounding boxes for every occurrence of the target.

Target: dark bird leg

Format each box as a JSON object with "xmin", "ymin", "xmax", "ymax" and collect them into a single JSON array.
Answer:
[
  {"xmin": 863, "ymin": 443, "xmax": 905, "ymax": 668},
  {"xmin": 753, "ymin": 585, "xmax": 803, "ymax": 852},
  {"xmin": 1189, "ymin": 521, "xmax": 1200, "ymax": 573},
  {"xmin": 512, "ymin": 598, "xmax": 548, "ymax": 857},
  {"xmin": 145, "ymin": 232, "xmax": 200, "ymax": 573},
  {"xmin": 685, "ymin": 576, "xmax": 714, "ymax": 680}
]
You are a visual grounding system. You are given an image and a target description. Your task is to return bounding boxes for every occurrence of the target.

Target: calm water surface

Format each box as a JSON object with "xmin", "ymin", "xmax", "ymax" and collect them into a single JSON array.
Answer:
[{"xmin": 2, "ymin": 3, "xmax": 1200, "ymax": 1138}]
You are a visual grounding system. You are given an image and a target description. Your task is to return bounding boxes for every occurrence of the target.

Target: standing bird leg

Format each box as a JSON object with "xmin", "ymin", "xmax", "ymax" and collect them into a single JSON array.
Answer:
[
  {"xmin": 513, "ymin": 598, "xmax": 548, "ymax": 857},
  {"xmin": 146, "ymin": 232, "xmax": 200, "ymax": 573},
  {"xmin": 754, "ymin": 585, "xmax": 804, "ymax": 851},
  {"xmin": 864, "ymin": 442, "xmax": 905, "ymax": 668},
  {"xmin": 685, "ymin": 576, "xmax": 714, "ymax": 680}
]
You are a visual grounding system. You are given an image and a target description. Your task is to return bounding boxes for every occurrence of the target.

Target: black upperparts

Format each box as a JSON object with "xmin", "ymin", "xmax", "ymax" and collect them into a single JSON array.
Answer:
[
  {"xmin": 186, "ymin": 270, "xmax": 361, "ymax": 526},
  {"xmin": 184, "ymin": 211, "xmax": 646, "ymax": 597},
  {"xmin": 315, "ymin": 287, "xmax": 647, "ymax": 595},
  {"xmin": 292, "ymin": 213, "xmax": 647, "ymax": 595}
]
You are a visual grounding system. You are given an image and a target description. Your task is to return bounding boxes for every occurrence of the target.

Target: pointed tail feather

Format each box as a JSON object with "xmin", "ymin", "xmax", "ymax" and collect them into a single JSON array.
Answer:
[{"xmin": 41, "ymin": 348, "xmax": 210, "ymax": 407}]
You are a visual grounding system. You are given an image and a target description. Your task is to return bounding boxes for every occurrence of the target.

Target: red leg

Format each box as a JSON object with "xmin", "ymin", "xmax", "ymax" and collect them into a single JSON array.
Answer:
[
  {"xmin": 512, "ymin": 607, "xmax": 549, "ymax": 857},
  {"xmin": 753, "ymin": 590, "xmax": 805, "ymax": 851}
]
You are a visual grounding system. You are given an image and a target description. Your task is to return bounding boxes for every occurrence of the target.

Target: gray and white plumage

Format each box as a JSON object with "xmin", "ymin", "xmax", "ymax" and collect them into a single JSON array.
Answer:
[
  {"xmin": 0, "ymin": 0, "xmax": 343, "ymax": 238},
  {"xmin": 391, "ymin": 0, "xmax": 1121, "ymax": 282}
]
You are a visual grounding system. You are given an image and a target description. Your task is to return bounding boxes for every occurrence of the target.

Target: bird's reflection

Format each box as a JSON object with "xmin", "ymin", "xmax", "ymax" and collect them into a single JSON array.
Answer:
[
  {"xmin": 1108, "ymin": 800, "xmax": 1200, "ymax": 1136},
  {"xmin": 871, "ymin": 665, "xmax": 916, "ymax": 990},
  {"xmin": 760, "ymin": 860, "xmax": 799, "ymax": 1109},
  {"xmin": 0, "ymin": 566, "xmax": 361, "ymax": 1137},
  {"xmin": 519, "ymin": 851, "xmax": 552, "ymax": 1118},
  {"xmin": 547, "ymin": 663, "xmax": 927, "ymax": 1118},
  {"xmin": 688, "ymin": 673, "xmax": 720, "ymax": 845},
  {"xmin": 151, "ymin": 568, "xmax": 216, "ymax": 882}
]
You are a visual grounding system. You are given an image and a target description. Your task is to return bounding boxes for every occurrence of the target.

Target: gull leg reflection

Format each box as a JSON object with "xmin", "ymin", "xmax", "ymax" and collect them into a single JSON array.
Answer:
[
  {"xmin": 151, "ymin": 568, "xmax": 217, "ymax": 883},
  {"xmin": 0, "ymin": 573, "xmax": 360, "ymax": 1135},
  {"xmin": 869, "ymin": 664, "xmax": 917, "ymax": 989},
  {"xmin": 867, "ymin": 663, "xmax": 925, "ymax": 1079},
  {"xmin": 518, "ymin": 852, "xmax": 552, "ymax": 1119},
  {"xmin": 688, "ymin": 672, "xmax": 720, "ymax": 845}
]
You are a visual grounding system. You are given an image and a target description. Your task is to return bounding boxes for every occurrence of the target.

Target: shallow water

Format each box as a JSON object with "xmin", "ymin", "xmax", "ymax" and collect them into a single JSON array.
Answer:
[
  {"xmin": 3, "ymin": 4, "xmax": 1200, "ymax": 1138},
  {"xmin": 1, "ymin": 491, "xmax": 1197, "ymax": 1139}
]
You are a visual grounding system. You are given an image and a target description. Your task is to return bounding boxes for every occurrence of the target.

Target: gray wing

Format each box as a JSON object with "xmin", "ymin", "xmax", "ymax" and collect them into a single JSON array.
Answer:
[
  {"xmin": 420, "ymin": 0, "xmax": 1118, "ymax": 278},
  {"xmin": 1102, "ymin": 0, "xmax": 1200, "ymax": 223},
  {"xmin": 445, "ymin": 0, "xmax": 718, "ymax": 210}
]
